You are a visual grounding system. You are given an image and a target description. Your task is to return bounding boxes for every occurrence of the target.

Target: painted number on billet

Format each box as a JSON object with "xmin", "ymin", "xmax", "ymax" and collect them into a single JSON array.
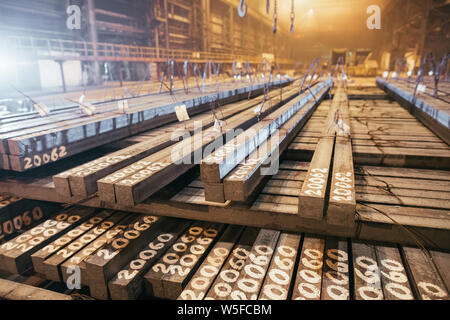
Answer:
[
  {"xmin": 117, "ymin": 233, "xmax": 175, "ymax": 281},
  {"xmin": 179, "ymin": 246, "xmax": 231, "ymax": 300},
  {"xmin": 261, "ymin": 244, "xmax": 297, "ymax": 300},
  {"xmin": 0, "ymin": 213, "xmax": 79, "ymax": 253},
  {"xmin": 304, "ymin": 168, "xmax": 328, "ymax": 197},
  {"xmin": 230, "ymin": 244, "xmax": 274, "ymax": 300},
  {"xmin": 331, "ymin": 172, "xmax": 353, "ymax": 202},
  {"xmin": 209, "ymin": 246, "xmax": 250, "ymax": 299},
  {"xmin": 294, "ymin": 248, "xmax": 323, "ymax": 300},
  {"xmin": 23, "ymin": 146, "xmax": 67, "ymax": 170},
  {"xmin": 96, "ymin": 216, "xmax": 159, "ymax": 259},
  {"xmin": 354, "ymin": 255, "xmax": 383, "ymax": 300},
  {"xmin": 152, "ymin": 227, "xmax": 218, "ymax": 277},
  {"xmin": 0, "ymin": 207, "xmax": 44, "ymax": 240},
  {"xmin": 379, "ymin": 258, "xmax": 413, "ymax": 300},
  {"xmin": 324, "ymin": 248, "xmax": 349, "ymax": 300}
]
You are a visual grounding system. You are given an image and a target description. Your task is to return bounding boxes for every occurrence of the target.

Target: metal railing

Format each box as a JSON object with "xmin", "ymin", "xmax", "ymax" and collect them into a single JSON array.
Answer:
[{"xmin": 7, "ymin": 36, "xmax": 295, "ymax": 65}]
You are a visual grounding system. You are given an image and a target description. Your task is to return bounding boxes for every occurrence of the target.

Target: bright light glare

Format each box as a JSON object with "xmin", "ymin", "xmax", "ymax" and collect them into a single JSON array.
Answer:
[
  {"xmin": 407, "ymin": 71, "xmax": 412, "ymax": 77},
  {"xmin": 0, "ymin": 57, "xmax": 10, "ymax": 71},
  {"xmin": 307, "ymin": 8, "xmax": 314, "ymax": 16},
  {"xmin": 382, "ymin": 71, "xmax": 389, "ymax": 78}
]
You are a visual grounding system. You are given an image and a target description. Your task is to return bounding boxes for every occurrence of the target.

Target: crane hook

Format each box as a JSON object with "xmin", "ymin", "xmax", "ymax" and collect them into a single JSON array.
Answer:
[{"xmin": 238, "ymin": 0, "xmax": 247, "ymax": 18}]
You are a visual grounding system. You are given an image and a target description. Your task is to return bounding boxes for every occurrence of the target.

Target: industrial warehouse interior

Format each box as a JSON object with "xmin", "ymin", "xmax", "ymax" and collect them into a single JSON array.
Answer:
[{"xmin": 0, "ymin": 0, "xmax": 449, "ymax": 306}]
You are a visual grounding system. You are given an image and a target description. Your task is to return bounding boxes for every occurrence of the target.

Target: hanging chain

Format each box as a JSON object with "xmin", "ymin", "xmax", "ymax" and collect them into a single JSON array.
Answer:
[
  {"xmin": 266, "ymin": 0, "xmax": 270, "ymax": 14},
  {"xmin": 273, "ymin": 0, "xmax": 277, "ymax": 34},
  {"xmin": 290, "ymin": 0, "xmax": 295, "ymax": 33}
]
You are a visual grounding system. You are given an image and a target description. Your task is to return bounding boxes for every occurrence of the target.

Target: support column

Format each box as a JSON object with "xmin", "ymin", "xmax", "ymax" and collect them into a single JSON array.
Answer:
[
  {"xmin": 164, "ymin": 0, "xmax": 169, "ymax": 50},
  {"xmin": 202, "ymin": 0, "xmax": 210, "ymax": 52},
  {"xmin": 229, "ymin": 4, "xmax": 234, "ymax": 55},
  {"xmin": 57, "ymin": 60, "xmax": 67, "ymax": 93},
  {"xmin": 87, "ymin": 0, "xmax": 101, "ymax": 85},
  {"xmin": 118, "ymin": 62, "xmax": 123, "ymax": 87}
]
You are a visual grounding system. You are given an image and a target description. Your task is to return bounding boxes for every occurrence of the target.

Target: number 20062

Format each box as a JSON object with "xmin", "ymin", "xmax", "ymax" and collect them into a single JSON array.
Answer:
[
  {"xmin": 23, "ymin": 146, "xmax": 67, "ymax": 169},
  {"xmin": 304, "ymin": 168, "xmax": 328, "ymax": 197},
  {"xmin": 331, "ymin": 172, "xmax": 353, "ymax": 202}
]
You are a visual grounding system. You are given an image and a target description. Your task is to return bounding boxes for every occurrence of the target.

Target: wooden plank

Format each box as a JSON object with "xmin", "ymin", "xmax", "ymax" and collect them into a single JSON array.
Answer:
[
  {"xmin": 352, "ymin": 146, "xmax": 450, "ymax": 169},
  {"xmin": 356, "ymin": 185, "xmax": 450, "ymax": 201},
  {"xmin": 352, "ymin": 241, "xmax": 384, "ymax": 300},
  {"xmin": 178, "ymin": 225, "xmax": 245, "ymax": 300},
  {"xmin": 356, "ymin": 165, "xmax": 450, "ymax": 181},
  {"xmin": 144, "ymin": 221, "xmax": 224, "ymax": 299},
  {"xmin": 357, "ymin": 193, "xmax": 449, "ymax": 210},
  {"xmin": 31, "ymin": 210, "xmax": 113, "ymax": 277},
  {"xmin": 60, "ymin": 212, "xmax": 132, "ymax": 286},
  {"xmin": 355, "ymin": 174, "xmax": 450, "ymax": 191},
  {"xmin": 352, "ymin": 138, "xmax": 449, "ymax": 150},
  {"xmin": 327, "ymin": 138, "xmax": 356, "ymax": 227},
  {"xmin": 228, "ymin": 229, "xmax": 280, "ymax": 300},
  {"xmin": 85, "ymin": 214, "xmax": 164, "ymax": 300},
  {"xmin": 0, "ymin": 206, "xmax": 95, "ymax": 274},
  {"xmin": 321, "ymin": 237, "xmax": 350, "ymax": 300},
  {"xmin": 258, "ymin": 232, "xmax": 301, "ymax": 300},
  {"xmin": 430, "ymin": 251, "xmax": 450, "ymax": 293},
  {"xmin": 298, "ymin": 137, "xmax": 334, "ymax": 220},
  {"xmin": 375, "ymin": 244, "xmax": 414, "ymax": 300},
  {"xmin": 402, "ymin": 246, "xmax": 450, "ymax": 300},
  {"xmin": 0, "ymin": 278, "xmax": 72, "ymax": 300},
  {"xmin": 109, "ymin": 219, "xmax": 190, "ymax": 300},
  {"xmin": 204, "ymin": 182, "xmax": 226, "ymax": 203},
  {"xmin": 205, "ymin": 227, "xmax": 259, "ymax": 300},
  {"xmin": 291, "ymin": 235, "xmax": 325, "ymax": 300}
]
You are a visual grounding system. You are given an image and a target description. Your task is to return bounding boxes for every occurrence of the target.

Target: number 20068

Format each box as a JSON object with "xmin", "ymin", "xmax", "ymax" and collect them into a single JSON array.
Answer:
[{"xmin": 23, "ymin": 146, "xmax": 67, "ymax": 170}]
